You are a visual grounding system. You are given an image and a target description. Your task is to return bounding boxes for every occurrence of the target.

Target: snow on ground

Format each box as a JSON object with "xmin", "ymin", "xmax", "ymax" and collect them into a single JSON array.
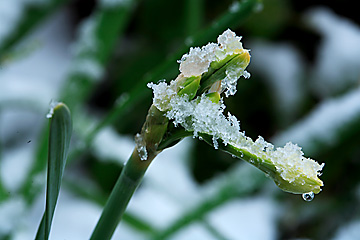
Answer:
[
  {"xmin": 331, "ymin": 220, "xmax": 360, "ymax": 240},
  {"xmin": 249, "ymin": 41, "xmax": 305, "ymax": 119},
  {"xmin": 306, "ymin": 7, "xmax": 360, "ymax": 97},
  {"xmin": 0, "ymin": 9, "xmax": 72, "ymax": 110},
  {"xmin": 272, "ymin": 87, "xmax": 360, "ymax": 154}
]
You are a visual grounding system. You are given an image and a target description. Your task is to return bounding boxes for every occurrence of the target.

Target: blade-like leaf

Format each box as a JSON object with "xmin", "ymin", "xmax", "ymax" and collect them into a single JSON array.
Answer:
[{"xmin": 35, "ymin": 102, "xmax": 72, "ymax": 240}]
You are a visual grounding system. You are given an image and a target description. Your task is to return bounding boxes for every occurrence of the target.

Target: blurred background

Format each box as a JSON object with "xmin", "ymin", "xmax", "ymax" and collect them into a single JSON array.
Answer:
[{"xmin": 1, "ymin": 0, "xmax": 360, "ymax": 239}]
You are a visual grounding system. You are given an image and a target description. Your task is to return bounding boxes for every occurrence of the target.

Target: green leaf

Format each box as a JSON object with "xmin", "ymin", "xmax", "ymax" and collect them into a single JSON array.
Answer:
[{"xmin": 35, "ymin": 103, "xmax": 72, "ymax": 240}]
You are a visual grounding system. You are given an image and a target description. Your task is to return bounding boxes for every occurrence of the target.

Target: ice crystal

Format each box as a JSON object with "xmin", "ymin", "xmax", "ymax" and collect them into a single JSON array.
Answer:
[
  {"xmin": 135, "ymin": 133, "xmax": 148, "ymax": 161},
  {"xmin": 46, "ymin": 100, "xmax": 59, "ymax": 119},
  {"xmin": 178, "ymin": 43, "xmax": 218, "ymax": 77},
  {"xmin": 178, "ymin": 29, "xmax": 250, "ymax": 97},
  {"xmin": 163, "ymin": 93, "xmax": 324, "ymax": 193}
]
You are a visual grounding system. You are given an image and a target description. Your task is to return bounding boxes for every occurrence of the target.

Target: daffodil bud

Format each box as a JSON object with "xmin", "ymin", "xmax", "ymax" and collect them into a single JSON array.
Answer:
[{"xmin": 147, "ymin": 29, "xmax": 324, "ymax": 196}]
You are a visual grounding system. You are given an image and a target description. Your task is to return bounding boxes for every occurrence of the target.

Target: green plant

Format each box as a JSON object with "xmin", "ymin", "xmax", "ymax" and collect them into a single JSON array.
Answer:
[
  {"xmin": 89, "ymin": 29, "xmax": 323, "ymax": 239},
  {"xmin": 10, "ymin": 0, "xmax": 360, "ymax": 239}
]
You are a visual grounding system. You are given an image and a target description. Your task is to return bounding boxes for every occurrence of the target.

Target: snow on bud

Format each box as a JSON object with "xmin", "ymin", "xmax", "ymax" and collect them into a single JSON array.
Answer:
[{"xmin": 147, "ymin": 29, "xmax": 324, "ymax": 195}]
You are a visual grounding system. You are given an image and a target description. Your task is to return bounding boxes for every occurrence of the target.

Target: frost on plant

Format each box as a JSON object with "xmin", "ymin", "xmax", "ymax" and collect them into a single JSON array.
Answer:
[
  {"xmin": 147, "ymin": 29, "xmax": 324, "ymax": 195},
  {"xmin": 135, "ymin": 133, "xmax": 148, "ymax": 161},
  {"xmin": 46, "ymin": 100, "xmax": 60, "ymax": 119}
]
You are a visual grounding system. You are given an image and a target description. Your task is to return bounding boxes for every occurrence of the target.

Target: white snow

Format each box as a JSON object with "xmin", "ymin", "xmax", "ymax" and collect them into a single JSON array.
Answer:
[
  {"xmin": 148, "ymin": 29, "xmax": 323, "ymax": 194},
  {"xmin": 145, "ymin": 139, "xmax": 200, "ymax": 205},
  {"xmin": 127, "ymin": 139, "xmax": 198, "ymax": 228},
  {"xmin": 69, "ymin": 58, "xmax": 104, "ymax": 80},
  {"xmin": 92, "ymin": 127, "xmax": 134, "ymax": 163},
  {"xmin": 178, "ymin": 29, "xmax": 250, "ymax": 96},
  {"xmin": 150, "ymin": 89, "xmax": 323, "ymax": 190},
  {"xmin": 171, "ymin": 223, "xmax": 218, "ymax": 240},
  {"xmin": 69, "ymin": 15, "xmax": 103, "ymax": 82},
  {"xmin": 0, "ymin": 197, "xmax": 26, "ymax": 235},
  {"xmin": 135, "ymin": 133, "xmax": 148, "ymax": 161},
  {"xmin": 0, "ymin": 1, "xmax": 24, "ymax": 43},
  {"xmin": 207, "ymin": 197, "xmax": 277, "ymax": 240},
  {"xmin": 0, "ymin": 10, "xmax": 72, "ymax": 109},
  {"xmin": 48, "ymin": 191, "xmax": 102, "ymax": 240},
  {"xmin": 250, "ymin": 41, "xmax": 305, "ymax": 118},
  {"xmin": 332, "ymin": 220, "xmax": 360, "ymax": 240},
  {"xmin": 273, "ymin": 87, "xmax": 360, "ymax": 153},
  {"xmin": 306, "ymin": 7, "xmax": 360, "ymax": 97},
  {"xmin": 1, "ymin": 147, "xmax": 35, "ymax": 192},
  {"xmin": 0, "ymin": 8, "xmax": 72, "ymax": 238}
]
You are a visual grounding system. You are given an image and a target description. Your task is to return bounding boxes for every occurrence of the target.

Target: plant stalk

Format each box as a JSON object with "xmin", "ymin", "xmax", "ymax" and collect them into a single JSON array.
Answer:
[{"xmin": 90, "ymin": 148, "xmax": 155, "ymax": 240}]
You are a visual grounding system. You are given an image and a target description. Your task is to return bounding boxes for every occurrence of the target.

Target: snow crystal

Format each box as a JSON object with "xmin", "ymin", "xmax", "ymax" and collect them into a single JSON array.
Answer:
[
  {"xmin": 178, "ymin": 29, "xmax": 248, "ymax": 87},
  {"xmin": 150, "ymin": 82, "xmax": 323, "ymax": 188},
  {"xmin": 217, "ymin": 29, "xmax": 243, "ymax": 53},
  {"xmin": 178, "ymin": 43, "xmax": 218, "ymax": 77},
  {"xmin": 177, "ymin": 29, "xmax": 251, "ymax": 98},
  {"xmin": 222, "ymin": 57, "xmax": 250, "ymax": 97},
  {"xmin": 147, "ymin": 80, "xmax": 177, "ymax": 111},
  {"xmin": 46, "ymin": 100, "xmax": 59, "ymax": 118},
  {"xmin": 135, "ymin": 133, "xmax": 148, "ymax": 161},
  {"xmin": 165, "ymin": 94, "xmax": 244, "ymax": 146}
]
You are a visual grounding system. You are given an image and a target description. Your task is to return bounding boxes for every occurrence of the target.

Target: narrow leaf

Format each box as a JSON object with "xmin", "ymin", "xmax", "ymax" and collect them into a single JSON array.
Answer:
[{"xmin": 35, "ymin": 102, "xmax": 72, "ymax": 240}]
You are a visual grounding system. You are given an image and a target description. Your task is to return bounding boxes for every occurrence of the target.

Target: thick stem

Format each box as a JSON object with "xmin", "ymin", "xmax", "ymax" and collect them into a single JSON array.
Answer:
[{"xmin": 90, "ymin": 148, "xmax": 154, "ymax": 240}]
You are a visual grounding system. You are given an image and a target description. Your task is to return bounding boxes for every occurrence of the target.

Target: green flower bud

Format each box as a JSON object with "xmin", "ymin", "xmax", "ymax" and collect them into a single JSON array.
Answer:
[{"xmin": 148, "ymin": 29, "xmax": 324, "ymax": 196}]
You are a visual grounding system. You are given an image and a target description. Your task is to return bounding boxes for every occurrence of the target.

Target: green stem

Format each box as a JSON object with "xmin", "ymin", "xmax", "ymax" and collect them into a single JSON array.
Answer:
[{"xmin": 90, "ymin": 148, "xmax": 154, "ymax": 240}]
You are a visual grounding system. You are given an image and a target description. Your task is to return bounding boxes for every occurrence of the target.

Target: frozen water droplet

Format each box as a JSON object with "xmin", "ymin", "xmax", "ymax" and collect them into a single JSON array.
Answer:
[
  {"xmin": 302, "ymin": 192, "xmax": 314, "ymax": 202},
  {"xmin": 135, "ymin": 133, "xmax": 148, "ymax": 161},
  {"xmin": 46, "ymin": 111, "xmax": 53, "ymax": 119},
  {"xmin": 240, "ymin": 151, "xmax": 244, "ymax": 158},
  {"xmin": 46, "ymin": 100, "xmax": 59, "ymax": 119},
  {"xmin": 231, "ymin": 154, "xmax": 236, "ymax": 158}
]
